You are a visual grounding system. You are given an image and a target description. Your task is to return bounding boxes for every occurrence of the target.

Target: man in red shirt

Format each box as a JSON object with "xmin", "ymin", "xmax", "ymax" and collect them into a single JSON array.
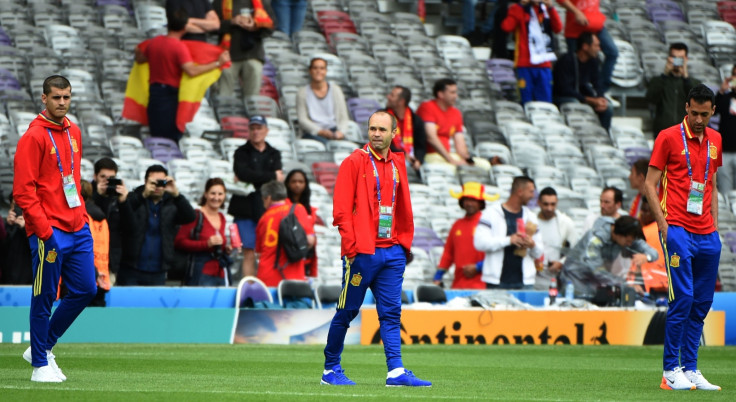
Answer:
[
  {"xmin": 322, "ymin": 111, "xmax": 430, "ymax": 387},
  {"xmin": 433, "ymin": 182, "xmax": 497, "ymax": 289},
  {"xmin": 134, "ymin": 7, "xmax": 230, "ymax": 142},
  {"xmin": 644, "ymin": 84, "xmax": 722, "ymax": 391},
  {"xmin": 254, "ymin": 180, "xmax": 315, "ymax": 287},
  {"xmin": 14, "ymin": 76, "xmax": 97, "ymax": 382},
  {"xmin": 416, "ymin": 78, "xmax": 473, "ymax": 167}
]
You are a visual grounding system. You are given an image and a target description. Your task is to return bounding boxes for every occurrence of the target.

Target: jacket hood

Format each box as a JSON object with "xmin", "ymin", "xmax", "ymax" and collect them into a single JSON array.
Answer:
[{"xmin": 29, "ymin": 111, "xmax": 73, "ymax": 131}]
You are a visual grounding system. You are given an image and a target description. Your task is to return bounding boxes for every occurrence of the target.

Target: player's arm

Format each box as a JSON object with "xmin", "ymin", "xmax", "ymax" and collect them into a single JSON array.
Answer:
[
  {"xmin": 12, "ymin": 135, "xmax": 53, "ymax": 240},
  {"xmin": 643, "ymin": 166, "xmax": 668, "ymax": 239},
  {"xmin": 333, "ymin": 157, "xmax": 358, "ymax": 259}
]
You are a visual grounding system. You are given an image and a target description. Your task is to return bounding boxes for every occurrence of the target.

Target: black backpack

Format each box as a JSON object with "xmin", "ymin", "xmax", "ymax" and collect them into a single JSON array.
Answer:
[{"xmin": 274, "ymin": 204, "xmax": 309, "ymax": 275}]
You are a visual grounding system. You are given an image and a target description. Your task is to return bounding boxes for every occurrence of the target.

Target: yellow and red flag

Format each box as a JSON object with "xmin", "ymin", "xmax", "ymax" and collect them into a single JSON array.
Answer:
[{"xmin": 122, "ymin": 39, "xmax": 230, "ymax": 132}]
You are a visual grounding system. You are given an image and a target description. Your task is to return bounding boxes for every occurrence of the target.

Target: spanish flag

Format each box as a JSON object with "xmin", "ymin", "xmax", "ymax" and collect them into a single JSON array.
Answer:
[{"xmin": 122, "ymin": 39, "xmax": 230, "ymax": 132}]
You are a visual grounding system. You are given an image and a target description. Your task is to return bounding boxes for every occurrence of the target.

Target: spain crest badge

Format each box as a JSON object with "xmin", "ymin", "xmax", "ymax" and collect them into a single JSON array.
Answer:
[
  {"xmin": 46, "ymin": 249, "xmax": 57, "ymax": 263},
  {"xmin": 670, "ymin": 253, "xmax": 680, "ymax": 268},
  {"xmin": 350, "ymin": 273, "xmax": 362, "ymax": 286}
]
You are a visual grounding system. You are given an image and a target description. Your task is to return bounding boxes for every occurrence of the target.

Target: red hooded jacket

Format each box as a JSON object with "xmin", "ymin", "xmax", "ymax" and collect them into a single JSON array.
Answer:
[
  {"xmin": 333, "ymin": 145, "xmax": 414, "ymax": 258},
  {"xmin": 13, "ymin": 111, "xmax": 87, "ymax": 240}
]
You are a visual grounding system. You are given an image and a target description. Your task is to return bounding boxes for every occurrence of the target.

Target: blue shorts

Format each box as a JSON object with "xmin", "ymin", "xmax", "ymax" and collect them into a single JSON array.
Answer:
[{"xmin": 235, "ymin": 218, "xmax": 256, "ymax": 249}]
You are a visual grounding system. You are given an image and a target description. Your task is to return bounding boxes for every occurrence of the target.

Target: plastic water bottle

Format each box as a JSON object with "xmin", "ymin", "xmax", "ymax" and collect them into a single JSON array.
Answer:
[
  {"xmin": 548, "ymin": 277, "xmax": 558, "ymax": 305},
  {"xmin": 565, "ymin": 281, "xmax": 575, "ymax": 302}
]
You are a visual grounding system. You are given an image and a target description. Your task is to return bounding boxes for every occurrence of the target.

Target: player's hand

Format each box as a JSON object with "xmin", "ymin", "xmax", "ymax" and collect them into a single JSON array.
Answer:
[{"xmin": 657, "ymin": 220, "xmax": 668, "ymax": 242}]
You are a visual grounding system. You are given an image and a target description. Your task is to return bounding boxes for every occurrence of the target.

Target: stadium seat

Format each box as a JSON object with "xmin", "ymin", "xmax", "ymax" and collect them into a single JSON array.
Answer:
[
  {"xmin": 236, "ymin": 276, "xmax": 273, "ymax": 308},
  {"xmin": 315, "ymin": 284, "xmax": 342, "ymax": 309},
  {"xmin": 414, "ymin": 284, "xmax": 447, "ymax": 304},
  {"xmin": 277, "ymin": 280, "xmax": 317, "ymax": 308}
]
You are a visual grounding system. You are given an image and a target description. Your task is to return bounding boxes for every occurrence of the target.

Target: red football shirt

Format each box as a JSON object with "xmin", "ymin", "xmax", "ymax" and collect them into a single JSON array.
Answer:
[
  {"xmin": 438, "ymin": 212, "xmax": 486, "ymax": 289},
  {"xmin": 255, "ymin": 200, "xmax": 315, "ymax": 287},
  {"xmin": 143, "ymin": 35, "xmax": 193, "ymax": 88},
  {"xmin": 649, "ymin": 117, "xmax": 722, "ymax": 234},
  {"xmin": 416, "ymin": 99, "xmax": 463, "ymax": 155}
]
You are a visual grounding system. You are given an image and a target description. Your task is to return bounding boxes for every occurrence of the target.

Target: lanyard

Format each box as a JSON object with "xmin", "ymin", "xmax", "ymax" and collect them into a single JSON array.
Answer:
[
  {"xmin": 680, "ymin": 123, "xmax": 709, "ymax": 183},
  {"xmin": 46, "ymin": 128, "xmax": 74, "ymax": 177},
  {"xmin": 368, "ymin": 151, "xmax": 397, "ymax": 210}
]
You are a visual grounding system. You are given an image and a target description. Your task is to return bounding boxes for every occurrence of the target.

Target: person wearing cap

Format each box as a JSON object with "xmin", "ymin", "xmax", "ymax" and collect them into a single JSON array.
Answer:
[
  {"xmin": 474, "ymin": 176, "xmax": 544, "ymax": 289},
  {"xmin": 227, "ymin": 115, "xmax": 284, "ymax": 277},
  {"xmin": 433, "ymin": 182, "xmax": 499, "ymax": 289}
]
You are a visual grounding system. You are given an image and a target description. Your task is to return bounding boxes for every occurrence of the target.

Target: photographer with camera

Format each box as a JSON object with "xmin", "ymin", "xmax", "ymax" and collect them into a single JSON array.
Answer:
[
  {"xmin": 91, "ymin": 158, "xmax": 132, "ymax": 281},
  {"xmin": 646, "ymin": 42, "xmax": 701, "ymax": 137},
  {"xmin": 715, "ymin": 64, "xmax": 736, "ymax": 194},
  {"xmin": 117, "ymin": 164, "xmax": 195, "ymax": 286}
]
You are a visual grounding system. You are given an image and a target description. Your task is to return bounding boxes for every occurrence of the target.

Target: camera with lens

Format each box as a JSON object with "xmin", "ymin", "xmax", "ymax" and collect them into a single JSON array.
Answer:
[
  {"xmin": 106, "ymin": 177, "xmax": 122, "ymax": 195},
  {"xmin": 156, "ymin": 179, "xmax": 168, "ymax": 187}
]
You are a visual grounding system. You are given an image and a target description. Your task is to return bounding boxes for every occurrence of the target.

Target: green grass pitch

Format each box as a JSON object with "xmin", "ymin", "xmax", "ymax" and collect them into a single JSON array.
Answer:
[{"xmin": 1, "ymin": 344, "xmax": 734, "ymax": 401}]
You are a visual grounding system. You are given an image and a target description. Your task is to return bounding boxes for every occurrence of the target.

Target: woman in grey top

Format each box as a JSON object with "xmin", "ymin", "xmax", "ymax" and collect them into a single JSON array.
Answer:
[{"xmin": 296, "ymin": 57, "xmax": 350, "ymax": 144}]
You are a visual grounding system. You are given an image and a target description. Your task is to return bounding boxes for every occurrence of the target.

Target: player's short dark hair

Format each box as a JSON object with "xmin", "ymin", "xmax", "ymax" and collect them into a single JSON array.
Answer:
[
  {"xmin": 94, "ymin": 157, "xmax": 118, "ymax": 175},
  {"xmin": 686, "ymin": 84, "xmax": 715, "ymax": 107},
  {"xmin": 167, "ymin": 8, "xmax": 188, "ymax": 31},
  {"xmin": 144, "ymin": 164, "xmax": 168, "ymax": 181},
  {"xmin": 433, "ymin": 78, "xmax": 457, "ymax": 98},
  {"xmin": 43, "ymin": 75, "xmax": 71, "ymax": 95},
  {"xmin": 198, "ymin": 177, "xmax": 226, "ymax": 207},
  {"xmin": 261, "ymin": 180, "xmax": 287, "ymax": 202},
  {"xmin": 511, "ymin": 176, "xmax": 535, "ymax": 193},
  {"xmin": 538, "ymin": 186, "xmax": 557, "ymax": 199},
  {"xmin": 394, "ymin": 85, "xmax": 411, "ymax": 105},
  {"xmin": 613, "ymin": 215, "xmax": 645, "ymax": 240},
  {"xmin": 373, "ymin": 109, "xmax": 397, "ymax": 132},
  {"xmin": 632, "ymin": 158, "xmax": 649, "ymax": 177},
  {"xmin": 309, "ymin": 57, "xmax": 328, "ymax": 69},
  {"xmin": 577, "ymin": 32, "xmax": 596, "ymax": 51},
  {"xmin": 602, "ymin": 186, "xmax": 623, "ymax": 205},
  {"xmin": 669, "ymin": 42, "xmax": 688, "ymax": 55}
]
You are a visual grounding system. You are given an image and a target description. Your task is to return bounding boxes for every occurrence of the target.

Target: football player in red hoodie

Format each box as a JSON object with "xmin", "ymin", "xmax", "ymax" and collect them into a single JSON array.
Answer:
[{"xmin": 14, "ymin": 75, "xmax": 97, "ymax": 383}]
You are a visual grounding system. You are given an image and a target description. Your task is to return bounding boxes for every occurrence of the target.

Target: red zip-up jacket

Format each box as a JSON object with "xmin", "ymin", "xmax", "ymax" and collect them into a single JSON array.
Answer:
[
  {"xmin": 333, "ymin": 145, "xmax": 414, "ymax": 258},
  {"xmin": 501, "ymin": 3, "xmax": 563, "ymax": 68},
  {"xmin": 13, "ymin": 111, "xmax": 87, "ymax": 240}
]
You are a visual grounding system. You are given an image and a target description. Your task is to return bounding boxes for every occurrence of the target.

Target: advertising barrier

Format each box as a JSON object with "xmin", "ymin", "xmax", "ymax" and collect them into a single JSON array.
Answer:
[{"xmin": 360, "ymin": 309, "xmax": 726, "ymax": 346}]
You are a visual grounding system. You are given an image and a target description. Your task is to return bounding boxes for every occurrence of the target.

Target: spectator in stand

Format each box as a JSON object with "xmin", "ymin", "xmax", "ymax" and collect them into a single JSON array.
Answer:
[
  {"xmin": 561, "ymin": 215, "xmax": 658, "ymax": 297},
  {"xmin": 118, "ymin": 165, "xmax": 196, "ymax": 286},
  {"xmin": 501, "ymin": 0, "xmax": 563, "ymax": 104},
  {"xmin": 285, "ymin": 169, "xmax": 320, "ymax": 279},
  {"xmin": 582, "ymin": 186, "xmax": 623, "ymax": 233},
  {"xmin": 272, "ymin": 0, "xmax": 308, "ymax": 37},
  {"xmin": 134, "ymin": 8, "xmax": 230, "ymax": 143},
  {"xmin": 433, "ymin": 182, "xmax": 498, "ymax": 289},
  {"xmin": 646, "ymin": 43, "xmax": 701, "ymax": 137},
  {"xmin": 715, "ymin": 64, "xmax": 736, "ymax": 194},
  {"xmin": 491, "ymin": 0, "xmax": 517, "ymax": 60},
  {"xmin": 474, "ymin": 176, "xmax": 544, "ymax": 289},
  {"xmin": 628, "ymin": 158, "xmax": 649, "ymax": 219},
  {"xmin": 553, "ymin": 32, "xmax": 612, "ymax": 130},
  {"xmin": 255, "ymin": 180, "xmax": 316, "ymax": 286},
  {"xmin": 535, "ymin": 187, "xmax": 579, "ymax": 289},
  {"xmin": 228, "ymin": 115, "xmax": 284, "ymax": 277},
  {"xmin": 79, "ymin": 180, "xmax": 111, "ymax": 307},
  {"xmin": 91, "ymin": 157, "xmax": 131, "ymax": 281},
  {"xmin": 0, "ymin": 194, "xmax": 31, "ymax": 285},
  {"xmin": 166, "ymin": 0, "xmax": 221, "ymax": 42},
  {"xmin": 297, "ymin": 57, "xmax": 350, "ymax": 145},
  {"xmin": 461, "ymin": 0, "xmax": 497, "ymax": 46},
  {"xmin": 417, "ymin": 78, "xmax": 488, "ymax": 168},
  {"xmin": 385, "ymin": 85, "xmax": 427, "ymax": 173},
  {"xmin": 215, "ymin": 0, "xmax": 275, "ymax": 97},
  {"xmin": 175, "ymin": 178, "xmax": 231, "ymax": 286},
  {"xmin": 557, "ymin": 0, "xmax": 618, "ymax": 105},
  {"xmin": 626, "ymin": 197, "xmax": 668, "ymax": 297}
]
